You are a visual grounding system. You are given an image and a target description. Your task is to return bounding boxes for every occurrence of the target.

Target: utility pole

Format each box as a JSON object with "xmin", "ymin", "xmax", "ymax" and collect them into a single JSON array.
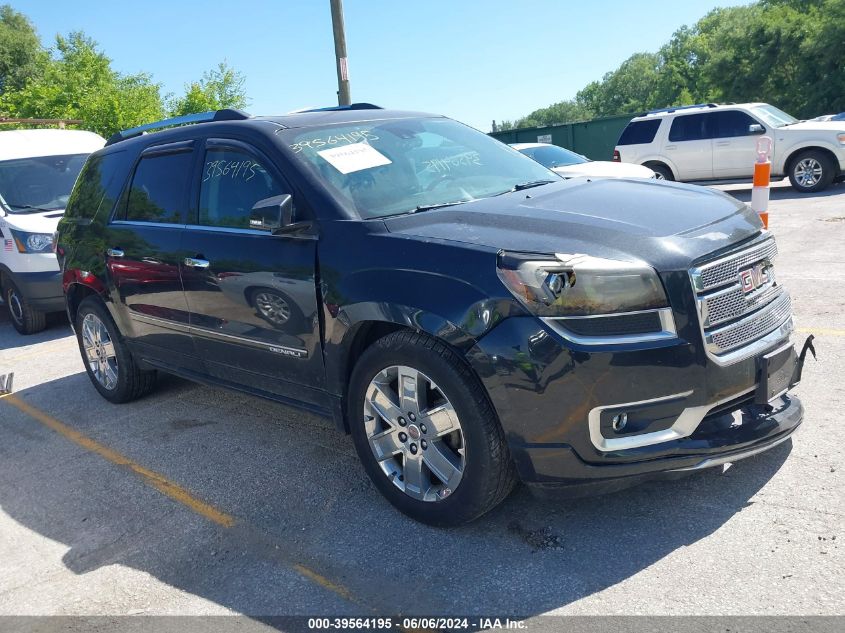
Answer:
[{"xmin": 330, "ymin": 0, "xmax": 351, "ymax": 106}]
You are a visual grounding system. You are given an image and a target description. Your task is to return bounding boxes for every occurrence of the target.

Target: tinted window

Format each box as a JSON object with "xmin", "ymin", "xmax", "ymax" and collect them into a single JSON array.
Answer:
[
  {"xmin": 520, "ymin": 145, "xmax": 587, "ymax": 168},
  {"xmin": 65, "ymin": 151, "xmax": 129, "ymax": 221},
  {"xmin": 712, "ymin": 110, "xmax": 759, "ymax": 138},
  {"xmin": 123, "ymin": 152, "xmax": 191, "ymax": 223},
  {"xmin": 198, "ymin": 148, "xmax": 286, "ymax": 229},
  {"xmin": 668, "ymin": 113, "xmax": 712, "ymax": 142},
  {"xmin": 617, "ymin": 119, "xmax": 661, "ymax": 145}
]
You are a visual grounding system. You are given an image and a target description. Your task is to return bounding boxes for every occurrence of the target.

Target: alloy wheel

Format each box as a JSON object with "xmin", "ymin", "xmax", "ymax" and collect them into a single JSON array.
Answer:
[
  {"xmin": 6, "ymin": 288, "xmax": 24, "ymax": 325},
  {"xmin": 363, "ymin": 365, "xmax": 466, "ymax": 502},
  {"xmin": 81, "ymin": 312, "xmax": 119, "ymax": 390},
  {"xmin": 794, "ymin": 157, "xmax": 823, "ymax": 188}
]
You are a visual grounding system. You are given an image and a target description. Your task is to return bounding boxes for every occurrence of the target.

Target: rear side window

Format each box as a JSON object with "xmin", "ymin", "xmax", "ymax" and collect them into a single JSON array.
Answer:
[
  {"xmin": 121, "ymin": 152, "xmax": 192, "ymax": 223},
  {"xmin": 617, "ymin": 119, "xmax": 661, "ymax": 145},
  {"xmin": 668, "ymin": 113, "xmax": 711, "ymax": 142},
  {"xmin": 198, "ymin": 148, "xmax": 287, "ymax": 229},
  {"xmin": 712, "ymin": 110, "xmax": 759, "ymax": 138},
  {"xmin": 65, "ymin": 151, "xmax": 129, "ymax": 222}
]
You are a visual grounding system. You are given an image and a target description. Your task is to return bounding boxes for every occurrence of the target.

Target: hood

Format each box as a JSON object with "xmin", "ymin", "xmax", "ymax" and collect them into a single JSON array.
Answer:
[
  {"xmin": 383, "ymin": 179, "xmax": 763, "ymax": 271},
  {"xmin": 781, "ymin": 120, "xmax": 845, "ymax": 133},
  {"xmin": 553, "ymin": 161, "xmax": 655, "ymax": 179},
  {"xmin": 1, "ymin": 209, "xmax": 65, "ymax": 233}
]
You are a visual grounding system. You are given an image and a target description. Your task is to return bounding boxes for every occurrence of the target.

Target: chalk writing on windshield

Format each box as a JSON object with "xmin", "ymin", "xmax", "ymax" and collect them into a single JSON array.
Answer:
[
  {"xmin": 422, "ymin": 151, "xmax": 482, "ymax": 173},
  {"xmin": 203, "ymin": 159, "xmax": 262, "ymax": 182},
  {"xmin": 289, "ymin": 129, "xmax": 380, "ymax": 154}
]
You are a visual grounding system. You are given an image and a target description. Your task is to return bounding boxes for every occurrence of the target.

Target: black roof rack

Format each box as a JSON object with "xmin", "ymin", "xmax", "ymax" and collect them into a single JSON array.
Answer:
[
  {"xmin": 105, "ymin": 109, "xmax": 251, "ymax": 146},
  {"xmin": 300, "ymin": 103, "xmax": 383, "ymax": 113},
  {"xmin": 643, "ymin": 103, "xmax": 719, "ymax": 116}
]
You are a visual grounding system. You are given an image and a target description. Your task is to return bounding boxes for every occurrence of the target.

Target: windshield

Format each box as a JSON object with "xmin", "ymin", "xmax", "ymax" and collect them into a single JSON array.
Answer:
[
  {"xmin": 751, "ymin": 105, "xmax": 799, "ymax": 128},
  {"xmin": 517, "ymin": 144, "xmax": 588, "ymax": 169},
  {"xmin": 0, "ymin": 153, "xmax": 89, "ymax": 213},
  {"xmin": 282, "ymin": 118, "xmax": 559, "ymax": 219}
]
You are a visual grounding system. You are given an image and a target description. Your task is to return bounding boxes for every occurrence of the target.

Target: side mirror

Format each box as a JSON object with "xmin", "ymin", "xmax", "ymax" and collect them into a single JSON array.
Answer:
[
  {"xmin": 749, "ymin": 123, "xmax": 765, "ymax": 135},
  {"xmin": 250, "ymin": 194, "xmax": 293, "ymax": 232}
]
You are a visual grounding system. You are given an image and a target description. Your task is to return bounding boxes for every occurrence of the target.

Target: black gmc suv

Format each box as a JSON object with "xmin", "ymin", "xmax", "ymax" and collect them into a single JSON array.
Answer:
[{"xmin": 56, "ymin": 105, "xmax": 808, "ymax": 525}]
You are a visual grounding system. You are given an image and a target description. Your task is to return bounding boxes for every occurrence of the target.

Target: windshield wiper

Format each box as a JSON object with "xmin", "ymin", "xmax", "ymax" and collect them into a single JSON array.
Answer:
[
  {"xmin": 493, "ymin": 179, "xmax": 557, "ymax": 196},
  {"xmin": 8, "ymin": 203, "xmax": 59, "ymax": 213},
  {"xmin": 410, "ymin": 199, "xmax": 471, "ymax": 214}
]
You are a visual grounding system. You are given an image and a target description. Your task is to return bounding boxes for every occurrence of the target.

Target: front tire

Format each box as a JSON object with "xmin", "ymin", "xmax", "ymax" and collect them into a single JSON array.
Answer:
[
  {"xmin": 348, "ymin": 331, "xmax": 517, "ymax": 526},
  {"xmin": 75, "ymin": 296, "xmax": 157, "ymax": 403},
  {"xmin": 788, "ymin": 150, "xmax": 835, "ymax": 193},
  {"xmin": 4, "ymin": 281, "xmax": 46, "ymax": 335}
]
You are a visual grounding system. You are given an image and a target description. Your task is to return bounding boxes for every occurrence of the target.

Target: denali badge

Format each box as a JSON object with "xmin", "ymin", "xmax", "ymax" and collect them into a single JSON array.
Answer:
[{"xmin": 739, "ymin": 260, "xmax": 772, "ymax": 294}]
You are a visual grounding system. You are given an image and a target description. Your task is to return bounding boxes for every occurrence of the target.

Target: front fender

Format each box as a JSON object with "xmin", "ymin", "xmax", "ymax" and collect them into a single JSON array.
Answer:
[{"xmin": 775, "ymin": 140, "xmax": 844, "ymax": 174}]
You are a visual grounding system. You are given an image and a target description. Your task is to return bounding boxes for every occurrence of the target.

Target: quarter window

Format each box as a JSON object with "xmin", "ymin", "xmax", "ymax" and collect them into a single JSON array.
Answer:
[
  {"xmin": 198, "ymin": 148, "xmax": 286, "ymax": 229},
  {"xmin": 617, "ymin": 119, "xmax": 662, "ymax": 146},
  {"xmin": 124, "ymin": 152, "xmax": 192, "ymax": 223}
]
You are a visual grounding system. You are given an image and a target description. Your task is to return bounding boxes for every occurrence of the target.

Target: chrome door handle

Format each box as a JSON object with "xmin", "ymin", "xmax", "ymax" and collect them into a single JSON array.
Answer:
[
  {"xmin": 664, "ymin": 145, "xmax": 677, "ymax": 150},
  {"xmin": 183, "ymin": 257, "xmax": 210, "ymax": 269},
  {"xmin": 106, "ymin": 248, "xmax": 124, "ymax": 258},
  {"xmin": 715, "ymin": 141, "xmax": 730, "ymax": 146}
]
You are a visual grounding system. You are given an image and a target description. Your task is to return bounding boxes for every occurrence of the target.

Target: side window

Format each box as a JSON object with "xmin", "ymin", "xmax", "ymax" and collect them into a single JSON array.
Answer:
[
  {"xmin": 123, "ymin": 152, "xmax": 192, "ymax": 223},
  {"xmin": 713, "ymin": 111, "xmax": 759, "ymax": 138},
  {"xmin": 668, "ymin": 113, "xmax": 711, "ymax": 142},
  {"xmin": 198, "ymin": 148, "xmax": 286, "ymax": 229},
  {"xmin": 617, "ymin": 119, "xmax": 662, "ymax": 145}
]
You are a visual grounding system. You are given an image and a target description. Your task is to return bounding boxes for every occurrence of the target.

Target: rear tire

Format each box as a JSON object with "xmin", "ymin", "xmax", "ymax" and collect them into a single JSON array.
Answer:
[
  {"xmin": 4, "ymin": 281, "xmax": 46, "ymax": 335},
  {"xmin": 75, "ymin": 296, "xmax": 157, "ymax": 403},
  {"xmin": 347, "ymin": 331, "xmax": 517, "ymax": 526},
  {"xmin": 788, "ymin": 150, "xmax": 835, "ymax": 193},
  {"xmin": 648, "ymin": 163, "xmax": 674, "ymax": 181}
]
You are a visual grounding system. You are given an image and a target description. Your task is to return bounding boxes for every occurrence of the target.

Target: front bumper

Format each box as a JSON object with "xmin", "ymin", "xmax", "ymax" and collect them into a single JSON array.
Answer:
[
  {"xmin": 466, "ymin": 315, "xmax": 805, "ymax": 494},
  {"xmin": 4, "ymin": 270, "xmax": 65, "ymax": 312}
]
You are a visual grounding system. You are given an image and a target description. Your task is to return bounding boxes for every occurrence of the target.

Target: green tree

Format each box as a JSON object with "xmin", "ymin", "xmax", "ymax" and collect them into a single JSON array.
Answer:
[
  {"xmin": 0, "ymin": 4, "xmax": 44, "ymax": 94},
  {"xmin": 0, "ymin": 32, "xmax": 164, "ymax": 136},
  {"xmin": 169, "ymin": 61, "xmax": 247, "ymax": 116}
]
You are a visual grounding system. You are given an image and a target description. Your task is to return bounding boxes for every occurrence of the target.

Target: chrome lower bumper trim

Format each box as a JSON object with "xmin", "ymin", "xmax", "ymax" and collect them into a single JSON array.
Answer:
[{"xmin": 667, "ymin": 428, "xmax": 796, "ymax": 472}]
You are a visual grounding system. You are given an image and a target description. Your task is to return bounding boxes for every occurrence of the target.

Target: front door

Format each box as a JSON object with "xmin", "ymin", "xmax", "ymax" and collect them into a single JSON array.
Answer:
[
  {"xmin": 180, "ymin": 138, "xmax": 325, "ymax": 406},
  {"xmin": 105, "ymin": 142, "xmax": 201, "ymax": 371},
  {"xmin": 711, "ymin": 110, "xmax": 768, "ymax": 179}
]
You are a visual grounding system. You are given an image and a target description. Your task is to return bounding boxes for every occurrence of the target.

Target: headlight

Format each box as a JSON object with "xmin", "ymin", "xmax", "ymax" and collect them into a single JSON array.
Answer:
[
  {"xmin": 10, "ymin": 229, "xmax": 54, "ymax": 253},
  {"xmin": 496, "ymin": 251, "xmax": 669, "ymax": 317}
]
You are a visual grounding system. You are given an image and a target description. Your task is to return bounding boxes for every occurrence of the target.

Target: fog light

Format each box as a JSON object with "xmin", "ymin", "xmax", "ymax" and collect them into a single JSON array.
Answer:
[{"xmin": 612, "ymin": 413, "xmax": 628, "ymax": 432}]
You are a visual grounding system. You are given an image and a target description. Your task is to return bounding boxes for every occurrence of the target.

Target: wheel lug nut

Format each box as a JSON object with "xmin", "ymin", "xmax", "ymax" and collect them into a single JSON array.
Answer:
[
  {"xmin": 399, "ymin": 432, "xmax": 408, "ymax": 442},
  {"xmin": 398, "ymin": 417, "xmax": 406, "ymax": 426},
  {"xmin": 420, "ymin": 424, "xmax": 427, "ymax": 434},
  {"xmin": 410, "ymin": 443, "xmax": 418, "ymax": 454},
  {"xmin": 421, "ymin": 440, "xmax": 427, "ymax": 450},
  {"xmin": 408, "ymin": 412, "xmax": 416, "ymax": 421}
]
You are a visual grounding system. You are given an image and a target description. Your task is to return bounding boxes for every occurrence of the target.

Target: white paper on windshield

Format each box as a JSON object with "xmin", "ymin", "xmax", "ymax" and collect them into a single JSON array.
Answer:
[{"xmin": 317, "ymin": 143, "xmax": 391, "ymax": 174}]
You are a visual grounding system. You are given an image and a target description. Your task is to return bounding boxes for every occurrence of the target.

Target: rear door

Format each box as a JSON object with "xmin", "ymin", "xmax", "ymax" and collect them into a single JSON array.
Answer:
[
  {"xmin": 711, "ymin": 110, "xmax": 767, "ymax": 179},
  {"xmin": 105, "ymin": 141, "xmax": 201, "ymax": 371},
  {"xmin": 665, "ymin": 113, "xmax": 714, "ymax": 180},
  {"xmin": 180, "ymin": 137, "xmax": 326, "ymax": 406}
]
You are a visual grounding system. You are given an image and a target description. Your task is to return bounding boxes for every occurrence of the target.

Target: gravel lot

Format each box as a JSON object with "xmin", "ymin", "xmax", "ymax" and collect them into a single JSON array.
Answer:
[{"xmin": 0, "ymin": 180, "xmax": 842, "ymax": 621}]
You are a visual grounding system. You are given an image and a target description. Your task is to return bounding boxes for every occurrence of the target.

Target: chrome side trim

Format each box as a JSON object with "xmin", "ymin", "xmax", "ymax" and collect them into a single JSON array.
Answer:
[
  {"xmin": 183, "ymin": 224, "xmax": 271, "ymax": 236},
  {"xmin": 588, "ymin": 387, "xmax": 754, "ymax": 452},
  {"xmin": 542, "ymin": 307, "xmax": 678, "ymax": 346},
  {"xmin": 129, "ymin": 313, "xmax": 307, "ymax": 358},
  {"xmin": 668, "ymin": 429, "xmax": 795, "ymax": 472}
]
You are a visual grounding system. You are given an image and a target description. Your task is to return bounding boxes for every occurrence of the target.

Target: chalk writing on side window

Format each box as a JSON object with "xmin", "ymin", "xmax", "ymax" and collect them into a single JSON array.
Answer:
[
  {"xmin": 289, "ymin": 129, "xmax": 380, "ymax": 154},
  {"xmin": 203, "ymin": 159, "xmax": 263, "ymax": 182}
]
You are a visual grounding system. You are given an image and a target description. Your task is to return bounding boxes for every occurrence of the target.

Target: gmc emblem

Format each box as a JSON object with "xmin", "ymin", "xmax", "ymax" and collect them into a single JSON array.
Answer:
[{"xmin": 739, "ymin": 261, "xmax": 772, "ymax": 294}]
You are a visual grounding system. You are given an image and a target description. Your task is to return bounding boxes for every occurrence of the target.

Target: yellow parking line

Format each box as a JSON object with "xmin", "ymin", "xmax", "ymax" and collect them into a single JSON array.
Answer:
[
  {"xmin": 0, "ymin": 393, "xmax": 359, "ymax": 605},
  {"xmin": 797, "ymin": 327, "xmax": 845, "ymax": 336},
  {"xmin": 2, "ymin": 394, "xmax": 236, "ymax": 528}
]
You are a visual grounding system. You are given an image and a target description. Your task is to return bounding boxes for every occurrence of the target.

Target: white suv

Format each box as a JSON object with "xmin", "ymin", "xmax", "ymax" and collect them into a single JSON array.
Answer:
[{"xmin": 613, "ymin": 102, "xmax": 845, "ymax": 193}]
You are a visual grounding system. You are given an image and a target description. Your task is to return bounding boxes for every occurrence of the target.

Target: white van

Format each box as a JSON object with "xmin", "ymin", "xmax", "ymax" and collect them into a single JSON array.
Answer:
[{"xmin": 0, "ymin": 128, "xmax": 105, "ymax": 333}]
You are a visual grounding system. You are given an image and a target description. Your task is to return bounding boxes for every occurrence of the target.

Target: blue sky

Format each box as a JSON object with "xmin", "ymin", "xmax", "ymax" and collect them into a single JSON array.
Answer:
[{"xmin": 17, "ymin": 0, "xmax": 749, "ymax": 131}]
